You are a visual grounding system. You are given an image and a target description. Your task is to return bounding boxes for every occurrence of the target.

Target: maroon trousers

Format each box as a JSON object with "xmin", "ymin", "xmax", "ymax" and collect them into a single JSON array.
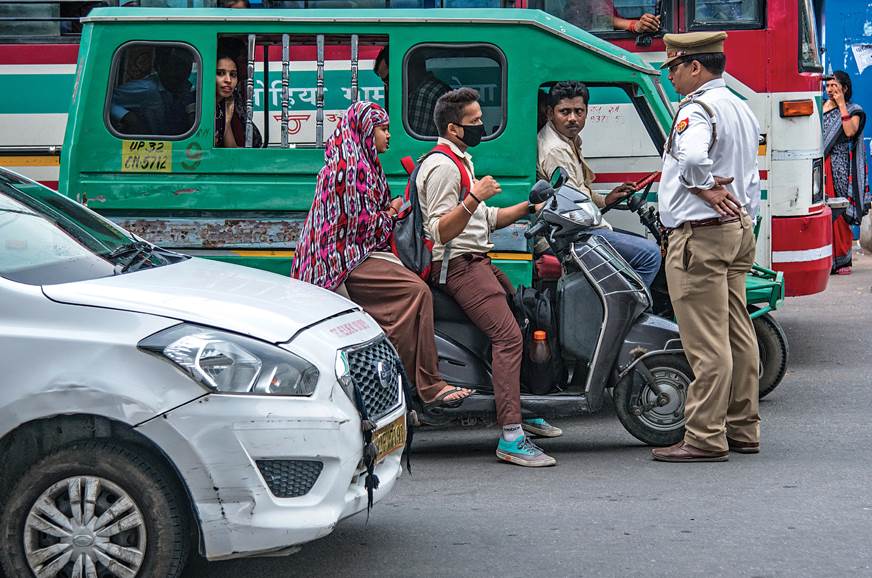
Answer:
[
  {"xmin": 345, "ymin": 258, "xmax": 449, "ymax": 404},
  {"xmin": 430, "ymin": 254, "xmax": 523, "ymax": 426}
]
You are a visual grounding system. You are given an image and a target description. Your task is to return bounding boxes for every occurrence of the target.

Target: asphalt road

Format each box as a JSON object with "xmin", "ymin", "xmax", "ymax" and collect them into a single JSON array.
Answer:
[{"xmin": 192, "ymin": 251, "xmax": 872, "ymax": 578}]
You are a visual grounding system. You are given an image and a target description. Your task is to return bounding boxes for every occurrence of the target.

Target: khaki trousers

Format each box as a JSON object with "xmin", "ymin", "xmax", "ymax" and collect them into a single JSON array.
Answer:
[
  {"xmin": 430, "ymin": 254, "xmax": 523, "ymax": 426},
  {"xmin": 345, "ymin": 257, "xmax": 449, "ymax": 404},
  {"xmin": 666, "ymin": 215, "xmax": 760, "ymax": 452}
]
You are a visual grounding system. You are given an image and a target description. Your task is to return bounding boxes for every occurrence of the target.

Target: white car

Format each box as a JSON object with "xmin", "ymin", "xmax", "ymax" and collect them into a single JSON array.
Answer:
[{"xmin": 0, "ymin": 168, "xmax": 407, "ymax": 578}]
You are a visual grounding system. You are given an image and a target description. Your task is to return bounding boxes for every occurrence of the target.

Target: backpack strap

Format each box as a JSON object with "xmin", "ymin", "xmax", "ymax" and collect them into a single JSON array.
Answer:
[
  {"xmin": 428, "ymin": 144, "xmax": 473, "ymax": 284},
  {"xmin": 401, "ymin": 145, "xmax": 474, "ymax": 285}
]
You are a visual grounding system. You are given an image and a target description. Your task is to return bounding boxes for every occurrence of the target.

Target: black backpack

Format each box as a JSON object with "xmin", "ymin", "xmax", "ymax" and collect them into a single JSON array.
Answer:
[{"xmin": 512, "ymin": 285, "xmax": 564, "ymax": 395}]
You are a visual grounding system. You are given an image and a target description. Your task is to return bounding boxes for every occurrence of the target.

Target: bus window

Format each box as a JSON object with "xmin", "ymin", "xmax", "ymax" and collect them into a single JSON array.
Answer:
[
  {"xmin": 798, "ymin": 0, "xmax": 822, "ymax": 72},
  {"xmin": 0, "ymin": 3, "xmax": 60, "ymax": 38},
  {"xmin": 105, "ymin": 43, "xmax": 200, "ymax": 140},
  {"xmin": 404, "ymin": 44, "xmax": 505, "ymax": 140},
  {"xmin": 526, "ymin": 0, "xmax": 658, "ymax": 33},
  {"xmin": 689, "ymin": 0, "xmax": 764, "ymax": 28}
]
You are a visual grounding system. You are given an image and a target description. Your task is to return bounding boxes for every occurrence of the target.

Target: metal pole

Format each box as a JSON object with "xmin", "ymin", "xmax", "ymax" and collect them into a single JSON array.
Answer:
[
  {"xmin": 245, "ymin": 34, "xmax": 255, "ymax": 149},
  {"xmin": 350, "ymin": 34, "xmax": 359, "ymax": 104},
  {"xmin": 262, "ymin": 43, "xmax": 269, "ymax": 147},
  {"xmin": 281, "ymin": 33, "xmax": 289, "ymax": 149},
  {"xmin": 316, "ymin": 34, "xmax": 325, "ymax": 148}
]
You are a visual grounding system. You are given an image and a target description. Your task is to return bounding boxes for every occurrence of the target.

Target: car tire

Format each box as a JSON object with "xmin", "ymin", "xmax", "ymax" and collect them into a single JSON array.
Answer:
[{"xmin": 0, "ymin": 439, "xmax": 190, "ymax": 578}]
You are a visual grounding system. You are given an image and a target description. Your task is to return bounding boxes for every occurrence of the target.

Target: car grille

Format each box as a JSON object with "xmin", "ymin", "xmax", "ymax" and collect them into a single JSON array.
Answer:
[
  {"xmin": 346, "ymin": 338, "xmax": 402, "ymax": 421},
  {"xmin": 256, "ymin": 460, "xmax": 323, "ymax": 498}
]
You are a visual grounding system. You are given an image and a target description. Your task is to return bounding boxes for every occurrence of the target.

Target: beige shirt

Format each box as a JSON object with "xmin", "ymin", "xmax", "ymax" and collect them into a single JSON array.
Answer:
[
  {"xmin": 537, "ymin": 121, "xmax": 611, "ymax": 229},
  {"xmin": 417, "ymin": 137, "xmax": 500, "ymax": 261}
]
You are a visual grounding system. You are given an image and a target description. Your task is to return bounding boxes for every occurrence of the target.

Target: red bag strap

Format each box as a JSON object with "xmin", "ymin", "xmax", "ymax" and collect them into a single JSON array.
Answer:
[{"xmin": 431, "ymin": 143, "xmax": 472, "ymax": 200}]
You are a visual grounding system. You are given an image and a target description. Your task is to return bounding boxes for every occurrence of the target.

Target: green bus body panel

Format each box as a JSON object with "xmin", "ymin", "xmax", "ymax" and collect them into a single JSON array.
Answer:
[{"xmin": 57, "ymin": 9, "xmax": 667, "ymax": 294}]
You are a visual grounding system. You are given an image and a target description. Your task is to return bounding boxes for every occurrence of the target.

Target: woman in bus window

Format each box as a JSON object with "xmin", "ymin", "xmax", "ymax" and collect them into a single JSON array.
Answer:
[
  {"xmin": 291, "ymin": 101, "xmax": 473, "ymax": 408},
  {"xmin": 822, "ymin": 70, "xmax": 867, "ymax": 275},
  {"xmin": 215, "ymin": 50, "xmax": 262, "ymax": 148}
]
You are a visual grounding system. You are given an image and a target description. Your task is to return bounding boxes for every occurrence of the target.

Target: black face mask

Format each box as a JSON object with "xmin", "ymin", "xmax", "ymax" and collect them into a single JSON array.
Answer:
[{"xmin": 458, "ymin": 123, "xmax": 486, "ymax": 147}]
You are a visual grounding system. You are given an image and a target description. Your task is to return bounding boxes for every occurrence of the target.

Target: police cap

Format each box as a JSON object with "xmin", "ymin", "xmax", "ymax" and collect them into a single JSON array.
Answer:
[{"xmin": 660, "ymin": 31, "xmax": 728, "ymax": 69}]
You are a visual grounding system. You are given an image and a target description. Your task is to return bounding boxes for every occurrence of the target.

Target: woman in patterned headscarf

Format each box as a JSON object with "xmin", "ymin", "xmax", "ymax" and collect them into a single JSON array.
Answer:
[{"xmin": 291, "ymin": 101, "xmax": 471, "ymax": 408}]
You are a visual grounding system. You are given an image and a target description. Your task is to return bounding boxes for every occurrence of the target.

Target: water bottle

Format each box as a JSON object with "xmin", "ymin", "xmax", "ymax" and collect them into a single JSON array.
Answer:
[
  {"xmin": 530, "ymin": 330, "xmax": 551, "ymax": 363},
  {"xmin": 527, "ymin": 330, "xmax": 553, "ymax": 394}
]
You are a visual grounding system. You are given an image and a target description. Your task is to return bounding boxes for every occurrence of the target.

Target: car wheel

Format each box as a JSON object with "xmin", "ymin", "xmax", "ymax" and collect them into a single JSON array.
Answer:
[{"xmin": 0, "ymin": 440, "xmax": 190, "ymax": 578}]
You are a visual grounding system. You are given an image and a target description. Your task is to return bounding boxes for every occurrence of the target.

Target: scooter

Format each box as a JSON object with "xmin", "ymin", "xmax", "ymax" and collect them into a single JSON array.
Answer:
[
  {"xmin": 595, "ymin": 184, "xmax": 789, "ymax": 399},
  {"xmin": 419, "ymin": 170, "xmax": 692, "ymax": 447}
]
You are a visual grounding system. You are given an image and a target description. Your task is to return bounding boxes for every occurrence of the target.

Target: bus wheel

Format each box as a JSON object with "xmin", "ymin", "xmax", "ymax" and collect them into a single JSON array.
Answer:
[{"xmin": 751, "ymin": 307, "xmax": 789, "ymax": 399}]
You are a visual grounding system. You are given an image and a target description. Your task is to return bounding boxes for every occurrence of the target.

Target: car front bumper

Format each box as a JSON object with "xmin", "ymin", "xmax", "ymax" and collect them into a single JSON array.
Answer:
[{"xmin": 137, "ymin": 385, "xmax": 405, "ymax": 560}]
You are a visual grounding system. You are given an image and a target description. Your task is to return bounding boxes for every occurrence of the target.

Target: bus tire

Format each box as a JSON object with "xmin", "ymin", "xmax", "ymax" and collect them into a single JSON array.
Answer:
[{"xmin": 750, "ymin": 307, "xmax": 789, "ymax": 399}]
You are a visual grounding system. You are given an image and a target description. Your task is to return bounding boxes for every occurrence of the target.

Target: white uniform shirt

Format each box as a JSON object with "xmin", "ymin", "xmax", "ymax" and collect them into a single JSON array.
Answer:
[{"xmin": 658, "ymin": 78, "xmax": 761, "ymax": 228}]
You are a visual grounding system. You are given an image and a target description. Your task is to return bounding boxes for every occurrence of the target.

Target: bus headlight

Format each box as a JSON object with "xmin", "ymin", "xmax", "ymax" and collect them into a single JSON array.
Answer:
[{"xmin": 812, "ymin": 157, "xmax": 823, "ymax": 204}]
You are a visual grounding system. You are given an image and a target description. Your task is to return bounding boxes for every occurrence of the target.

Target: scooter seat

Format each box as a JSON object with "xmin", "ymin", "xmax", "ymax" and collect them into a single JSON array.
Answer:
[{"xmin": 431, "ymin": 287, "xmax": 473, "ymax": 324}]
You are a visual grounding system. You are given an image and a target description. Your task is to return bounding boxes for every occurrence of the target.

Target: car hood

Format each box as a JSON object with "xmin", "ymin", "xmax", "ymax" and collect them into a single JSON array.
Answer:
[{"xmin": 42, "ymin": 257, "xmax": 359, "ymax": 343}]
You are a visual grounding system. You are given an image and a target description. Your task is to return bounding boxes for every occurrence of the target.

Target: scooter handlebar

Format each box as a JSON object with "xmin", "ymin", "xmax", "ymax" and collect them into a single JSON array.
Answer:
[{"xmin": 525, "ymin": 220, "xmax": 547, "ymax": 239}]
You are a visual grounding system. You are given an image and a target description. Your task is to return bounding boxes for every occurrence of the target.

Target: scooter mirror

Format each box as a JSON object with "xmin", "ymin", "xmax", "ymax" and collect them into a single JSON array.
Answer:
[
  {"xmin": 529, "ymin": 179, "xmax": 554, "ymax": 204},
  {"xmin": 627, "ymin": 192, "xmax": 646, "ymax": 212},
  {"xmin": 549, "ymin": 167, "xmax": 567, "ymax": 189}
]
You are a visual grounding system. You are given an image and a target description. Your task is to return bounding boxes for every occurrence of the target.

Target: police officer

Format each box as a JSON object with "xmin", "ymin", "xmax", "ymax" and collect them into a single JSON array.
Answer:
[{"xmin": 651, "ymin": 31, "xmax": 762, "ymax": 462}]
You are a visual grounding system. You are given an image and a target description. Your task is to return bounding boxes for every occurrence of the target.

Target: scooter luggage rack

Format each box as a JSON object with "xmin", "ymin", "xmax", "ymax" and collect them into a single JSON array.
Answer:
[{"xmin": 571, "ymin": 235, "xmax": 651, "ymax": 302}]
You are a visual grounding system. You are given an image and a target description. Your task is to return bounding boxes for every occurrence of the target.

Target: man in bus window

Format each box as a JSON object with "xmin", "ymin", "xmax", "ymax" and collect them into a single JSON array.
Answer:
[
  {"xmin": 536, "ymin": 80, "xmax": 662, "ymax": 287},
  {"xmin": 406, "ymin": 53, "xmax": 450, "ymax": 137},
  {"xmin": 110, "ymin": 46, "xmax": 196, "ymax": 136},
  {"xmin": 535, "ymin": 0, "xmax": 659, "ymax": 34},
  {"xmin": 374, "ymin": 47, "xmax": 389, "ymax": 110}
]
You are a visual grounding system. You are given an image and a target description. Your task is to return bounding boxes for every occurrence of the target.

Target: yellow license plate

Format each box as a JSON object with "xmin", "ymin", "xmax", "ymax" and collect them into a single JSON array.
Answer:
[{"xmin": 373, "ymin": 415, "xmax": 406, "ymax": 463}]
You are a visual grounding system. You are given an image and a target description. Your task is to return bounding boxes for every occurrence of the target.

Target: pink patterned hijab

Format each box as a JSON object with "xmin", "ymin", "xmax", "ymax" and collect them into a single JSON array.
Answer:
[{"xmin": 290, "ymin": 101, "xmax": 393, "ymax": 290}]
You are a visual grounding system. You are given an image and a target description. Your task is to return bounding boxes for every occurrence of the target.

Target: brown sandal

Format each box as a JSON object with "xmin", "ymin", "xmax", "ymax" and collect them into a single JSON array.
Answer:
[{"xmin": 425, "ymin": 386, "xmax": 474, "ymax": 409}]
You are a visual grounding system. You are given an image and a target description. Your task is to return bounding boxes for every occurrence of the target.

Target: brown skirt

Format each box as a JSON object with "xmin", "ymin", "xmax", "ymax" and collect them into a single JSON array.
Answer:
[{"xmin": 344, "ymin": 257, "xmax": 448, "ymax": 403}]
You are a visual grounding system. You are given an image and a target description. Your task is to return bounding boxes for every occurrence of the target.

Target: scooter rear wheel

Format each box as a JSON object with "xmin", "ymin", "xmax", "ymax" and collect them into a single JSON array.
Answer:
[{"xmin": 613, "ymin": 354, "xmax": 692, "ymax": 447}]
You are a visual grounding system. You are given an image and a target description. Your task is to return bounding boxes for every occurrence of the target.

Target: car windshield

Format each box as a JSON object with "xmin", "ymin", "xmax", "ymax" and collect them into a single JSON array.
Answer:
[{"xmin": 0, "ymin": 170, "xmax": 176, "ymax": 285}]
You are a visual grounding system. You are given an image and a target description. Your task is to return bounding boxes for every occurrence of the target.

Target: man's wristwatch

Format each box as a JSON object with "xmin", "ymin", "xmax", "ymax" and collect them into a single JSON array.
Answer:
[{"xmin": 528, "ymin": 202, "xmax": 538, "ymax": 214}]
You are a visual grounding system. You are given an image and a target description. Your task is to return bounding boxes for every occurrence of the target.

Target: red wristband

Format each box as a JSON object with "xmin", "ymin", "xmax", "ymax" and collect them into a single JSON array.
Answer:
[
  {"xmin": 841, "ymin": 114, "xmax": 851, "ymax": 121},
  {"xmin": 628, "ymin": 20, "xmax": 638, "ymax": 33}
]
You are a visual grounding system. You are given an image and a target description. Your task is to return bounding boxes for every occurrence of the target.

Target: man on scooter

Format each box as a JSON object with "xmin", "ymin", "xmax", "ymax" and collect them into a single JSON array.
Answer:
[
  {"xmin": 537, "ymin": 80, "xmax": 662, "ymax": 287},
  {"xmin": 418, "ymin": 87, "xmax": 558, "ymax": 467}
]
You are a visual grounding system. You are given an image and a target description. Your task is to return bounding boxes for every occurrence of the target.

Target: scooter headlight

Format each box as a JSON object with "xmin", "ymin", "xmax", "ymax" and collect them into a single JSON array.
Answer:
[{"xmin": 564, "ymin": 205, "xmax": 602, "ymax": 227}]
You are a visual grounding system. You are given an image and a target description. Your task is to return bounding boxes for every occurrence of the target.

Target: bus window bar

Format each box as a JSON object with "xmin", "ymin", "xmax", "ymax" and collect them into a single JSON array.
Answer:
[
  {"xmin": 262, "ymin": 43, "xmax": 270, "ymax": 147},
  {"xmin": 315, "ymin": 34, "xmax": 325, "ymax": 148},
  {"xmin": 245, "ymin": 33, "xmax": 255, "ymax": 149},
  {"xmin": 281, "ymin": 33, "xmax": 290, "ymax": 149},
  {"xmin": 350, "ymin": 34, "xmax": 359, "ymax": 105}
]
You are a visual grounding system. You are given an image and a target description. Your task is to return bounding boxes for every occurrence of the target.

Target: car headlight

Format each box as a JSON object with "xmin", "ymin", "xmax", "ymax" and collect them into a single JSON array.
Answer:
[{"xmin": 139, "ymin": 324, "xmax": 319, "ymax": 395}]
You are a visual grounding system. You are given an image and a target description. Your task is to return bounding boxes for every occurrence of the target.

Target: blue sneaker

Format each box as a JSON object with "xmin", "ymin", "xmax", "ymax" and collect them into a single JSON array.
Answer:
[
  {"xmin": 522, "ymin": 418, "xmax": 563, "ymax": 438},
  {"xmin": 496, "ymin": 436, "xmax": 557, "ymax": 467}
]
